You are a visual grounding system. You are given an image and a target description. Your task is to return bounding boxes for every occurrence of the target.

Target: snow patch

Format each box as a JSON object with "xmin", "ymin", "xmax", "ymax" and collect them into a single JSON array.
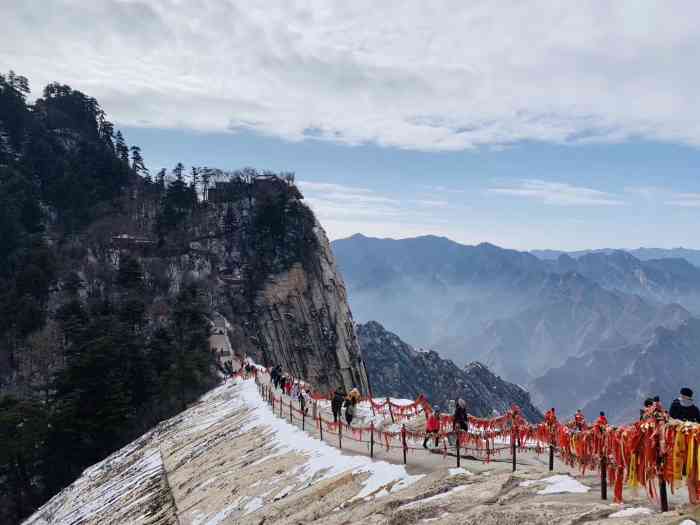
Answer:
[
  {"xmin": 609, "ymin": 507, "xmax": 652, "ymax": 517},
  {"xmin": 448, "ymin": 467, "xmax": 472, "ymax": 476},
  {"xmin": 400, "ymin": 485, "xmax": 468, "ymax": 509},
  {"xmin": 520, "ymin": 475, "xmax": 589, "ymax": 495}
]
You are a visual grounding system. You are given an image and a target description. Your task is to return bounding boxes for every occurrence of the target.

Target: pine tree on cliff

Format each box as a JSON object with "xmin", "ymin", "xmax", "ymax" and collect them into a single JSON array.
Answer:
[
  {"xmin": 115, "ymin": 131, "xmax": 129, "ymax": 164},
  {"xmin": 130, "ymin": 145, "xmax": 148, "ymax": 176}
]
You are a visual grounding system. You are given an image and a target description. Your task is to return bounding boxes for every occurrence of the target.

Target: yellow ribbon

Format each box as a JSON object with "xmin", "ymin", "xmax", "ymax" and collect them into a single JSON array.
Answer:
[
  {"xmin": 688, "ymin": 432, "xmax": 695, "ymax": 478},
  {"xmin": 674, "ymin": 430, "xmax": 685, "ymax": 482},
  {"xmin": 629, "ymin": 453, "xmax": 638, "ymax": 488}
]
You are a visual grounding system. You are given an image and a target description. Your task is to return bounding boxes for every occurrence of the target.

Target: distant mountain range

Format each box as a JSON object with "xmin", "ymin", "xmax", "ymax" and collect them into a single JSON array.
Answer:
[
  {"xmin": 334, "ymin": 234, "xmax": 700, "ymax": 421},
  {"xmin": 532, "ymin": 247, "xmax": 700, "ymax": 268},
  {"xmin": 357, "ymin": 321, "xmax": 542, "ymax": 421}
]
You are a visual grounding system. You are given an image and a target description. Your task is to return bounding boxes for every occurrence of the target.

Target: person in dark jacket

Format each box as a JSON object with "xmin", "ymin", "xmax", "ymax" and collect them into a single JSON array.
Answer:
[
  {"xmin": 331, "ymin": 387, "xmax": 346, "ymax": 423},
  {"xmin": 669, "ymin": 388, "xmax": 700, "ymax": 422},
  {"xmin": 452, "ymin": 399, "xmax": 468, "ymax": 433}
]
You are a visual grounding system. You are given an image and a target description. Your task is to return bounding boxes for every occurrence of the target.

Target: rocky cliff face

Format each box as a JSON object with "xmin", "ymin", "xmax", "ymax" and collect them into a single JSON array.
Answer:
[
  {"xmin": 2, "ymin": 176, "xmax": 368, "ymax": 398},
  {"xmin": 358, "ymin": 321, "xmax": 542, "ymax": 421},
  {"xmin": 237, "ymin": 224, "xmax": 368, "ymax": 391}
]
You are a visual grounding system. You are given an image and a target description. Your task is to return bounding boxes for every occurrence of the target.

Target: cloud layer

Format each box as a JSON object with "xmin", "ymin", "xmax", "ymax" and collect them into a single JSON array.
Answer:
[
  {"xmin": 489, "ymin": 179, "xmax": 625, "ymax": 206},
  {"xmin": 3, "ymin": 1, "xmax": 700, "ymax": 151}
]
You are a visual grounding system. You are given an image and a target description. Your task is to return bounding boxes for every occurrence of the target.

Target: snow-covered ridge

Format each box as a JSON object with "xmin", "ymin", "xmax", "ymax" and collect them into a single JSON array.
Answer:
[
  {"xmin": 25, "ymin": 377, "xmax": 699, "ymax": 525},
  {"xmin": 23, "ymin": 379, "xmax": 422, "ymax": 524}
]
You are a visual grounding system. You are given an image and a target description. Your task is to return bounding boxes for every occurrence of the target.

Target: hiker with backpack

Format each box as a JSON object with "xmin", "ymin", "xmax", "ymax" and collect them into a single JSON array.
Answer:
[{"xmin": 344, "ymin": 388, "xmax": 361, "ymax": 426}]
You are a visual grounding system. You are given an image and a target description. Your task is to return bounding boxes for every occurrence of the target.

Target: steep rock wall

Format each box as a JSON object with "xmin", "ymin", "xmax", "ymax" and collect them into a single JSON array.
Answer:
[{"xmin": 226, "ymin": 224, "xmax": 369, "ymax": 393}]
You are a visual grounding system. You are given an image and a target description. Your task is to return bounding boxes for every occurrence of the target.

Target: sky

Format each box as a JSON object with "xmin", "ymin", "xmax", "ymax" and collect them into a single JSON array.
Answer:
[{"xmin": 3, "ymin": 1, "xmax": 700, "ymax": 250}]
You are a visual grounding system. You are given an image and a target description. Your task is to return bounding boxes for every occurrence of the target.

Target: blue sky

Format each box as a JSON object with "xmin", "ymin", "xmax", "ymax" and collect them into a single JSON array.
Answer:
[
  {"xmin": 4, "ymin": 1, "xmax": 700, "ymax": 250},
  {"xmin": 123, "ymin": 125, "xmax": 700, "ymax": 250}
]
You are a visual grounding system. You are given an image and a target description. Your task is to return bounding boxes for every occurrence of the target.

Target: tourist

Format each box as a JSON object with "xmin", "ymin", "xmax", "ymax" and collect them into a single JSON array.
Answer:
[
  {"xmin": 332, "ymin": 387, "xmax": 346, "ymax": 423},
  {"xmin": 669, "ymin": 387, "xmax": 700, "ymax": 422},
  {"xmin": 453, "ymin": 399, "xmax": 468, "ymax": 433},
  {"xmin": 595, "ymin": 411, "xmax": 608, "ymax": 426},
  {"xmin": 344, "ymin": 389, "xmax": 360, "ymax": 426},
  {"xmin": 423, "ymin": 406, "xmax": 441, "ymax": 449}
]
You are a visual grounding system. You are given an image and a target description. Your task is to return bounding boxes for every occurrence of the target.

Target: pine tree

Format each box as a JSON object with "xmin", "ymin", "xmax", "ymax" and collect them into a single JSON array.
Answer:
[
  {"xmin": 130, "ymin": 145, "xmax": 148, "ymax": 176},
  {"xmin": 115, "ymin": 131, "xmax": 129, "ymax": 164},
  {"xmin": 173, "ymin": 162, "xmax": 184, "ymax": 182},
  {"xmin": 156, "ymin": 168, "xmax": 166, "ymax": 190}
]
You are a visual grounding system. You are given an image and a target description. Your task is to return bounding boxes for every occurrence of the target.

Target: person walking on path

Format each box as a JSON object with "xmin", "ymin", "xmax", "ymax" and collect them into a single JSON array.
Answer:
[
  {"xmin": 670, "ymin": 387, "xmax": 700, "ymax": 422},
  {"xmin": 300, "ymin": 388, "xmax": 311, "ymax": 416},
  {"xmin": 332, "ymin": 387, "xmax": 346, "ymax": 423},
  {"xmin": 423, "ymin": 406, "xmax": 441, "ymax": 449},
  {"xmin": 574, "ymin": 409, "xmax": 586, "ymax": 431},
  {"xmin": 453, "ymin": 399, "xmax": 468, "ymax": 433},
  {"xmin": 344, "ymin": 388, "xmax": 361, "ymax": 426}
]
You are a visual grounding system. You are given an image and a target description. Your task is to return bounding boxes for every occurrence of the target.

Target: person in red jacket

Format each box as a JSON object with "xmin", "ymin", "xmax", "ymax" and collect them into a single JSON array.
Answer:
[
  {"xmin": 595, "ymin": 411, "xmax": 608, "ymax": 427},
  {"xmin": 423, "ymin": 406, "xmax": 441, "ymax": 449},
  {"xmin": 574, "ymin": 409, "xmax": 586, "ymax": 431},
  {"xmin": 544, "ymin": 408, "xmax": 556, "ymax": 427}
]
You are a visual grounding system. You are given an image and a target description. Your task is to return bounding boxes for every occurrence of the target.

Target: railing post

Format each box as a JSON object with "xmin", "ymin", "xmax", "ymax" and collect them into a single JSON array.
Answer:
[
  {"xmin": 549, "ymin": 443, "xmax": 554, "ymax": 472},
  {"xmin": 659, "ymin": 477, "xmax": 669, "ymax": 511},
  {"xmin": 289, "ymin": 399, "xmax": 293, "ymax": 423},
  {"xmin": 302, "ymin": 408, "xmax": 306, "ymax": 431},
  {"xmin": 456, "ymin": 430, "xmax": 461, "ymax": 467},
  {"xmin": 511, "ymin": 418, "xmax": 517, "ymax": 472},
  {"xmin": 339, "ymin": 421, "xmax": 343, "ymax": 449},
  {"xmin": 657, "ymin": 430, "xmax": 669, "ymax": 512},
  {"xmin": 370, "ymin": 421, "xmax": 375, "ymax": 459},
  {"xmin": 319, "ymin": 416, "xmax": 324, "ymax": 441},
  {"xmin": 387, "ymin": 397, "xmax": 395, "ymax": 423},
  {"xmin": 402, "ymin": 425, "xmax": 407, "ymax": 465},
  {"xmin": 601, "ymin": 455, "xmax": 607, "ymax": 500}
]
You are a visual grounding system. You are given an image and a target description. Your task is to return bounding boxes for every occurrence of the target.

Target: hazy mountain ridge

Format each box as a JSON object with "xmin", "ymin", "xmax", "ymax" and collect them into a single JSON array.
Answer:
[
  {"xmin": 532, "ymin": 247, "xmax": 700, "ymax": 268},
  {"xmin": 534, "ymin": 317, "xmax": 700, "ymax": 423},
  {"xmin": 334, "ymin": 234, "xmax": 700, "ymax": 421},
  {"xmin": 357, "ymin": 321, "xmax": 542, "ymax": 421}
]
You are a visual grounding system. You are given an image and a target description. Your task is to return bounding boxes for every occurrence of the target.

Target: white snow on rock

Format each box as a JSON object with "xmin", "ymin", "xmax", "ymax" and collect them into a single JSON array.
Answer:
[
  {"xmin": 23, "ymin": 377, "xmax": 425, "ymax": 525},
  {"xmin": 238, "ymin": 378, "xmax": 424, "ymax": 500},
  {"xmin": 400, "ymin": 485, "xmax": 468, "ymax": 509},
  {"xmin": 680, "ymin": 520, "xmax": 697, "ymax": 525},
  {"xmin": 609, "ymin": 507, "xmax": 652, "ymax": 517},
  {"xmin": 520, "ymin": 475, "xmax": 589, "ymax": 495},
  {"xmin": 449, "ymin": 467, "xmax": 472, "ymax": 476}
]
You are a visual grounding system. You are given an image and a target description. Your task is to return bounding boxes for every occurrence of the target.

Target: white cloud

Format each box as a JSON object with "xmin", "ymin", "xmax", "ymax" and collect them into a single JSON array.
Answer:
[
  {"xmin": 665, "ymin": 192, "xmax": 700, "ymax": 207},
  {"xmin": 412, "ymin": 199, "xmax": 450, "ymax": 208},
  {"xmin": 3, "ymin": 1, "xmax": 700, "ymax": 151},
  {"xmin": 488, "ymin": 179, "xmax": 625, "ymax": 206}
]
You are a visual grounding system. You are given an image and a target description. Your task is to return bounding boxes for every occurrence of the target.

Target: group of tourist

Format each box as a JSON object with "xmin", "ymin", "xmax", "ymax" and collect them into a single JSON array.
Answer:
[
  {"xmin": 331, "ymin": 386, "xmax": 362, "ymax": 425},
  {"xmin": 540, "ymin": 387, "xmax": 700, "ymax": 433},
  {"xmin": 270, "ymin": 365, "xmax": 314, "ymax": 416}
]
